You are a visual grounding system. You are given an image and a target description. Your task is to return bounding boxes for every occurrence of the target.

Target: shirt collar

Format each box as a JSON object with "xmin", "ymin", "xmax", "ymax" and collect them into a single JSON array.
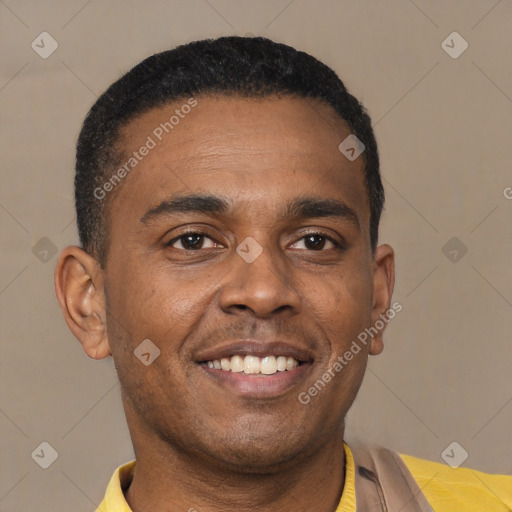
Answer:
[{"xmin": 97, "ymin": 442, "xmax": 356, "ymax": 512}]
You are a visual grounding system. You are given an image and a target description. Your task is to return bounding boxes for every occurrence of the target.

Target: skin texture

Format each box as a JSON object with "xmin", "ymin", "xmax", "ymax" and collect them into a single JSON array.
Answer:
[{"xmin": 55, "ymin": 95, "xmax": 395, "ymax": 512}]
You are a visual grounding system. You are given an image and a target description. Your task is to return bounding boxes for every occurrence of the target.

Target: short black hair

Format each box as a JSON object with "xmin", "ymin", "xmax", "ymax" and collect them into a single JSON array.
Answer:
[{"xmin": 75, "ymin": 36, "xmax": 384, "ymax": 265}]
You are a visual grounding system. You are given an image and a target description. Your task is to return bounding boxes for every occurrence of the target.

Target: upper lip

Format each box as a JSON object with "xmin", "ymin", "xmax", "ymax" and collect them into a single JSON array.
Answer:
[{"xmin": 195, "ymin": 340, "xmax": 315, "ymax": 363}]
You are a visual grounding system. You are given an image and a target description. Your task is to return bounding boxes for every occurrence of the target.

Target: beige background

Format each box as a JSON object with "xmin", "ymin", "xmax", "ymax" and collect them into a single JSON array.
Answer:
[{"xmin": 1, "ymin": 1, "xmax": 511, "ymax": 510}]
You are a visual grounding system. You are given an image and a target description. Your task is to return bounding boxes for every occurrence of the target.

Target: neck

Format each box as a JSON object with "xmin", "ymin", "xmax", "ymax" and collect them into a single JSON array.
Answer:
[{"xmin": 124, "ymin": 424, "xmax": 346, "ymax": 512}]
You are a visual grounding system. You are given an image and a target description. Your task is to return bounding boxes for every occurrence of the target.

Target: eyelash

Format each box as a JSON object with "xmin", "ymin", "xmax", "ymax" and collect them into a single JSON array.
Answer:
[{"xmin": 166, "ymin": 229, "xmax": 342, "ymax": 251}]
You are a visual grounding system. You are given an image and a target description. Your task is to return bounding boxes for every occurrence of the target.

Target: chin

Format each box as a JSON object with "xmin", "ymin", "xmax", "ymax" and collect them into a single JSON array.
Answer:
[
  {"xmin": 193, "ymin": 420, "xmax": 313, "ymax": 473},
  {"xmin": 212, "ymin": 441, "xmax": 308, "ymax": 473}
]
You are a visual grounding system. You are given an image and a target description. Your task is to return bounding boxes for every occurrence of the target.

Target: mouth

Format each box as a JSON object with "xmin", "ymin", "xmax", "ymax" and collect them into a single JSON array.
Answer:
[
  {"xmin": 195, "ymin": 341, "xmax": 314, "ymax": 398},
  {"xmin": 203, "ymin": 354, "xmax": 302, "ymax": 374}
]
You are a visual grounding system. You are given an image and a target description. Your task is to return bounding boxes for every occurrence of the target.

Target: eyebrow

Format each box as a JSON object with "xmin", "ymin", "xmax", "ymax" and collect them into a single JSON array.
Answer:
[
  {"xmin": 140, "ymin": 194, "xmax": 230, "ymax": 224},
  {"xmin": 287, "ymin": 196, "xmax": 360, "ymax": 228},
  {"xmin": 140, "ymin": 193, "xmax": 360, "ymax": 228}
]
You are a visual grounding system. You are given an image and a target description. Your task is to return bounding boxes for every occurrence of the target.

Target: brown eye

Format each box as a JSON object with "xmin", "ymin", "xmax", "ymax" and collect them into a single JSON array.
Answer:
[
  {"xmin": 290, "ymin": 233, "xmax": 337, "ymax": 251},
  {"xmin": 305, "ymin": 235, "xmax": 328, "ymax": 250},
  {"xmin": 168, "ymin": 233, "xmax": 218, "ymax": 250}
]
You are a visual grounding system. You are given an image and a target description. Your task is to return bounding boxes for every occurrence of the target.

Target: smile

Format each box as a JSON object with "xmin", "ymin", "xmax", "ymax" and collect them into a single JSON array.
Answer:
[
  {"xmin": 204, "ymin": 355, "xmax": 300, "ymax": 375},
  {"xmin": 199, "ymin": 357, "xmax": 313, "ymax": 398},
  {"xmin": 195, "ymin": 340, "xmax": 315, "ymax": 398}
]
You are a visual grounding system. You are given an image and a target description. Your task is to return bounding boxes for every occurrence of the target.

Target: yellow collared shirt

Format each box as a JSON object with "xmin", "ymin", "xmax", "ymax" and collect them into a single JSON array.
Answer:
[{"xmin": 95, "ymin": 443, "xmax": 512, "ymax": 511}]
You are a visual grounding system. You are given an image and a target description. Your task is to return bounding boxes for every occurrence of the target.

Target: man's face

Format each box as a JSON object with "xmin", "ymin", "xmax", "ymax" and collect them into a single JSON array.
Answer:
[{"xmin": 101, "ymin": 95, "xmax": 390, "ymax": 470}]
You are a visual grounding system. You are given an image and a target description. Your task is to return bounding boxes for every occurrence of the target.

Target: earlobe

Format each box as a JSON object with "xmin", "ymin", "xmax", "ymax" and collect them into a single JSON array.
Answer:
[
  {"xmin": 54, "ymin": 246, "xmax": 111, "ymax": 359},
  {"xmin": 369, "ymin": 244, "xmax": 395, "ymax": 356},
  {"xmin": 369, "ymin": 331, "xmax": 384, "ymax": 356}
]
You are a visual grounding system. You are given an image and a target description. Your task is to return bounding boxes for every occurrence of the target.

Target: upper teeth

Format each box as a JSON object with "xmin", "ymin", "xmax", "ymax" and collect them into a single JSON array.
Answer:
[{"xmin": 206, "ymin": 355, "xmax": 299, "ymax": 375}]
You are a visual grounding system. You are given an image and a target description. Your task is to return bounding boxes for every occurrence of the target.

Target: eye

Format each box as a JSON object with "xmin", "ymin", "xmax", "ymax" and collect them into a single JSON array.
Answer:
[
  {"xmin": 290, "ymin": 233, "xmax": 338, "ymax": 251},
  {"xmin": 167, "ymin": 231, "xmax": 340, "ymax": 252},
  {"xmin": 168, "ymin": 232, "xmax": 219, "ymax": 250}
]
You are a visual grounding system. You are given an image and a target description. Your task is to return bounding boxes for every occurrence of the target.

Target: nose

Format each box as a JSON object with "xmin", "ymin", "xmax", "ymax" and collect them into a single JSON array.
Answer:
[{"xmin": 218, "ymin": 240, "xmax": 302, "ymax": 319}]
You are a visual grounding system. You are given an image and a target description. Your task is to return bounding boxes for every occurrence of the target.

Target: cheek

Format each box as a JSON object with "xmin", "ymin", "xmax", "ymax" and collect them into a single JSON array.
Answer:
[
  {"xmin": 302, "ymin": 273, "xmax": 372, "ymax": 422},
  {"xmin": 105, "ymin": 262, "xmax": 223, "ymax": 404},
  {"xmin": 306, "ymin": 265, "xmax": 373, "ymax": 344},
  {"xmin": 106, "ymin": 260, "xmax": 201, "ymax": 340},
  {"xmin": 105, "ymin": 267, "xmax": 193, "ymax": 414}
]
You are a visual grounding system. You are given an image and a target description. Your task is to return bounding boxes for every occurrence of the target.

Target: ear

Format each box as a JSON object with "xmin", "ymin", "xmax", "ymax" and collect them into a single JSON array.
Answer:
[
  {"xmin": 54, "ymin": 246, "xmax": 111, "ymax": 359},
  {"xmin": 369, "ymin": 244, "xmax": 395, "ymax": 356}
]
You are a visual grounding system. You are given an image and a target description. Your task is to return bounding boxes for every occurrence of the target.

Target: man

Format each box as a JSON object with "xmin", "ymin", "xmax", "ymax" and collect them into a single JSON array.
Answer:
[{"xmin": 54, "ymin": 36, "xmax": 511, "ymax": 511}]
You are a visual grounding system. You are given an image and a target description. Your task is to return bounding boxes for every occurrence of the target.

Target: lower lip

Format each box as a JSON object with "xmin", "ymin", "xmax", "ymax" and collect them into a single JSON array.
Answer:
[{"xmin": 199, "ymin": 363, "xmax": 313, "ymax": 398}]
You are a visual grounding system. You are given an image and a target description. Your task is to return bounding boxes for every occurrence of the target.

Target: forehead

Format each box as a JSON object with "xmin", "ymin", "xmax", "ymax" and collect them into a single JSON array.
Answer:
[
  {"xmin": 119, "ymin": 95, "xmax": 359, "ymax": 171},
  {"xmin": 109, "ymin": 95, "xmax": 369, "ymax": 231}
]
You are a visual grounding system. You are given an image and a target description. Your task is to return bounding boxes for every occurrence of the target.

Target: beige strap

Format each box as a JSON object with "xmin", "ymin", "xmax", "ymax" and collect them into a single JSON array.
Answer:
[{"xmin": 349, "ymin": 441, "xmax": 434, "ymax": 512}]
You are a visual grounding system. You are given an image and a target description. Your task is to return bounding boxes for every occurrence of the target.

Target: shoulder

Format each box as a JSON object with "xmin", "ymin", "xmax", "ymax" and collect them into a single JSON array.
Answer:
[{"xmin": 400, "ymin": 452, "xmax": 512, "ymax": 511}]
